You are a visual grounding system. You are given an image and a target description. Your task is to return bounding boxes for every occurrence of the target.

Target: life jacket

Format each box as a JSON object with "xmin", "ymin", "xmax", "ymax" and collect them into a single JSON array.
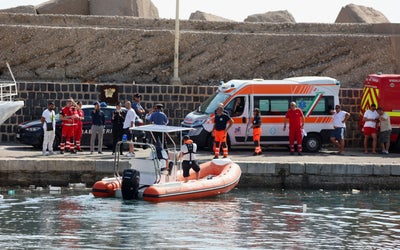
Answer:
[{"xmin": 183, "ymin": 140, "xmax": 195, "ymax": 161}]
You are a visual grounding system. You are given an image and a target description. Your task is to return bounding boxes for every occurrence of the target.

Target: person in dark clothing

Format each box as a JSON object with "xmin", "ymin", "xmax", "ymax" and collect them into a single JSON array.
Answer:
[
  {"xmin": 90, "ymin": 101, "xmax": 106, "ymax": 154},
  {"xmin": 149, "ymin": 104, "xmax": 169, "ymax": 147},
  {"xmin": 112, "ymin": 102, "xmax": 126, "ymax": 155}
]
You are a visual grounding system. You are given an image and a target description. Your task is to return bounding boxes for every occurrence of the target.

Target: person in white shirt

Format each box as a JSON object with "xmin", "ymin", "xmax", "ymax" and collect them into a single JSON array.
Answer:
[
  {"xmin": 377, "ymin": 107, "xmax": 392, "ymax": 154},
  {"xmin": 330, "ymin": 105, "xmax": 350, "ymax": 154},
  {"xmin": 363, "ymin": 104, "xmax": 379, "ymax": 154},
  {"xmin": 123, "ymin": 101, "xmax": 137, "ymax": 157},
  {"xmin": 41, "ymin": 101, "xmax": 56, "ymax": 156}
]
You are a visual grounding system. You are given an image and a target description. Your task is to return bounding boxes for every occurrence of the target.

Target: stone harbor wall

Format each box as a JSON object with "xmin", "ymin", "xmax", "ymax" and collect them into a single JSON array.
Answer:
[{"xmin": 0, "ymin": 82, "xmax": 363, "ymax": 148}]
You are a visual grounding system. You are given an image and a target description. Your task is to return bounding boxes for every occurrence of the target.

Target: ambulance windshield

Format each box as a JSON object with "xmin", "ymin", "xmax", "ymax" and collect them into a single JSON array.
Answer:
[{"xmin": 198, "ymin": 92, "xmax": 230, "ymax": 114}]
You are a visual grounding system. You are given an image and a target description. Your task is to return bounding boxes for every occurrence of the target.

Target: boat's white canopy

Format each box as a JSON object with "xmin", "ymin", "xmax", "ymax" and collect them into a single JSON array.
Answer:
[{"xmin": 130, "ymin": 124, "xmax": 194, "ymax": 133}]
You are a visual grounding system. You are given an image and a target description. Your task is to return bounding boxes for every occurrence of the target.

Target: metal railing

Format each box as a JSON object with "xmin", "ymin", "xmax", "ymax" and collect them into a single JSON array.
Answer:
[{"xmin": 0, "ymin": 62, "xmax": 18, "ymax": 102}]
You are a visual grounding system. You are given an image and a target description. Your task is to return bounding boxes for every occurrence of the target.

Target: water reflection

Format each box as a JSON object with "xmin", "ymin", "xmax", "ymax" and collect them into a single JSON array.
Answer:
[{"xmin": 0, "ymin": 188, "xmax": 400, "ymax": 249}]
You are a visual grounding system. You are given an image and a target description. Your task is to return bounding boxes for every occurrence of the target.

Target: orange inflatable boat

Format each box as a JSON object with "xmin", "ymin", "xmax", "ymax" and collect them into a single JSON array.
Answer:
[
  {"xmin": 142, "ymin": 159, "xmax": 241, "ymax": 202},
  {"xmin": 92, "ymin": 125, "xmax": 242, "ymax": 202}
]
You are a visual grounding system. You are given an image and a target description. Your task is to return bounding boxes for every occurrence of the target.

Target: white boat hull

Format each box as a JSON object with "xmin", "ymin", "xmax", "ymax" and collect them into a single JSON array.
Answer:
[{"xmin": 0, "ymin": 101, "xmax": 24, "ymax": 125}]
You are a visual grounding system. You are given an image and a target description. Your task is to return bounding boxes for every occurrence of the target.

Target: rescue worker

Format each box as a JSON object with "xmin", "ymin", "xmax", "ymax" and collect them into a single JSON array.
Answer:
[
  {"xmin": 74, "ymin": 101, "xmax": 84, "ymax": 152},
  {"xmin": 213, "ymin": 105, "xmax": 233, "ymax": 159},
  {"xmin": 60, "ymin": 99, "xmax": 78, "ymax": 154},
  {"xmin": 363, "ymin": 104, "xmax": 379, "ymax": 154},
  {"xmin": 283, "ymin": 102, "xmax": 305, "ymax": 155},
  {"xmin": 179, "ymin": 135, "xmax": 200, "ymax": 182},
  {"xmin": 251, "ymin": 108, "xmax": 262, "ymax": 155}
]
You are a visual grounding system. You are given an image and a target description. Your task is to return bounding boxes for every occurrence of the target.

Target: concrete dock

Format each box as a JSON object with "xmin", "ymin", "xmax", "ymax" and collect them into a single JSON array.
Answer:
[{"xmin": 1, "ymin": 143, "xmax": 399, "ymax": 190}]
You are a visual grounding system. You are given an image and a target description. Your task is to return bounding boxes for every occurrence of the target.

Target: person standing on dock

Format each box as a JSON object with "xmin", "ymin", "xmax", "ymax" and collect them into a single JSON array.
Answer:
[
  {"xmin": 283, "ymin": 102, "xmax": 305, "ymax": 155},
  {"xmin": 251, "ymin": 108, "xmax": 262, "ymax": 156},
  {"xmin": 212, "ymin": 105, "xmax": 233, "ymax": 159},
  {"xmin": 74, "ymin": 101, "xmax": 84, "ymax": 152},
  {"xmin": 90, "ymin": 101, "xmax": 105, "ymax": 154},
  {"xmin": 41, "ymin": 101, "xmax": 56, "ymax": 156},
  {"xmin": 330, "ymin": 104, "xmax": 350, "ymax": 155},
  {"xmin": 59, "ymin": 99, "xmax": 77, "ymax": 154},
  {"xmin": 363, "ymin": 104, "xmax": 379, "ymax": 154},
  {"xmin": 377, "ymin": 107, "xmax": 392, "ymax": 155}
]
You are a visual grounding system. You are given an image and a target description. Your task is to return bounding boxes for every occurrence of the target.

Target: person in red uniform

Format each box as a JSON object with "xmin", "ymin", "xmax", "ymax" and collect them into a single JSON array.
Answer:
[
  {"xmin": 74, "ymin": 101, "xmax": 84, "ymax": 152},
  {"xmin": 212, "ymin": 105, "xmax": 233, "ymax": 159},
  {"xmin": 60, "ymin": 99, "xmax": 78, "ymax": 154},
  {"xmin": 283, "ymin": 102, "xmax": 305, "ymax": 155},
  {"xmin": 251, "ymin": 108, "xmax": 262, "ymax": 156}
]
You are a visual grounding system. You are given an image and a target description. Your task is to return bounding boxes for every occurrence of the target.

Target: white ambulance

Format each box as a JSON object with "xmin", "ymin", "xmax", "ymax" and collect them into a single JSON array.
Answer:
[{"xmin": 182, "ymin": 76, "xmax": 340, "ymax": 152}]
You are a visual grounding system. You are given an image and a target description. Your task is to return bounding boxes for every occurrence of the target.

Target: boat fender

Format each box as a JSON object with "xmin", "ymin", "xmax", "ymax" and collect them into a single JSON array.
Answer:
[{"xmin": 121, "ymin": 169, "xmax": 140, "ymax": 200}]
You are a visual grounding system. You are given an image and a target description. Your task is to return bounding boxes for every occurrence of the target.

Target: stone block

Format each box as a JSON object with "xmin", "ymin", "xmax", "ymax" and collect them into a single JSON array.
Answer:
[
  {"xmin": 347, "ymin": 164, "xmax": 373, "ymax": 175},
  {"xmin": 373, "ymin": 164, "xmax": 391, "ymax": 176},
  {"xmin": 289, "ymin": 163, "xmax": 305, "ymax": 174},
  {"xmin": 305, "ymin": 163, "xmax": 321, "ymax": 175},
  {"xmin": 391, "ymin": 165, "xmax": 400, "ymax": 176},
  {"xmin": 36, "ymin": 0, "xmax": 89, "ymax": 15},
  {"xmin": 335, "ymin": 4, "xmax": 389, "ymax": 24},
  {"xmin": 246, "ymin": 162, "xmax": 276, "ymax": 174}
]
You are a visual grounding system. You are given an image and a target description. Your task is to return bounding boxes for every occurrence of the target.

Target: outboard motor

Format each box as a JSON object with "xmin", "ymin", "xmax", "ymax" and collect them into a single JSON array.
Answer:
[{"xmin": 121, "ymin": 169, "xmax": 140, "ymax": 200}]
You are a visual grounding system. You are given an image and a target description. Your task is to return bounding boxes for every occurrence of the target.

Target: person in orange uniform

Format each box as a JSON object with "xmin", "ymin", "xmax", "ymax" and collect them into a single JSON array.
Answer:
[
  {"xmin": 74, "ymin": 101, "xmax": 84, "ymax": 152},
  {"xmin": 283, "ymin": 102, "xmax": 305, "ymax": 155},
  {"xmin": 213, "ymin": 105, "xmax": 233, "ymax": 159},
  {"xmin": 251, "ymin": 108, "xmax": 262, "ymax": 155}
]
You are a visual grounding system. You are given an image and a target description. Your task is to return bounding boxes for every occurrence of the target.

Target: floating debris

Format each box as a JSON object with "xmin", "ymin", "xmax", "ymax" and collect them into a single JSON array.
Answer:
[
  {"xmin": 68, "ymin": 183, "xmax": 86, "ymax": 189},
  {"xmin": 49, "ymin": 185, "xmax": 61, "ymax": 194}
]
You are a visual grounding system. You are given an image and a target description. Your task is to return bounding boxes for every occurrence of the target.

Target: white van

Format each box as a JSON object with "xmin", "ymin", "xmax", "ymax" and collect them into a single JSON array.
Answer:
[{"xmin": 182, "ymin": 76, "xmax": 340, "ymax": 152}]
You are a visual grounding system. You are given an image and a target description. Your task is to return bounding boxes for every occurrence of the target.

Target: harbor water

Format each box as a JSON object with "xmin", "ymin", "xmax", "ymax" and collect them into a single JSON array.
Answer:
[{"xmin": 0, "ymin": 188, "xmax": 399, "ymax": 249}]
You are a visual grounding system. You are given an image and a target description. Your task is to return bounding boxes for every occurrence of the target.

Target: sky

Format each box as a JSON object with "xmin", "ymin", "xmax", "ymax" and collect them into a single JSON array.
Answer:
[{"xmin": 0, "ymin": 0, "xmax": 399, "ymax": 23}]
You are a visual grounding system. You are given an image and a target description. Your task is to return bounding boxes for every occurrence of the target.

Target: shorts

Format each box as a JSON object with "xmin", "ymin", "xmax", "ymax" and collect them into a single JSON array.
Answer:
[
  {"xmin": 214, "ymin": 129, "xmax": 226, "ymax": 143},
  {"xmin": 253, "ymin": 127, "xmax": 261, "ymax": 141},
  {"xmin": 330, "ymin": 127, "xmax": 345, "ymax": 140},
  {"xmin": 378, "ymin": 130, "xmax": 391, "ymax": 144},
  {"xmin": 364, "ymin": 127, "xmax": 377, "ymax": 136},
  {"xmin": 182, "ymin": 160, "xmax": 200, "ymax": 177},
  {"xmin": 123, "ymin": 128, "xmax": 133, "ymax": 140}
]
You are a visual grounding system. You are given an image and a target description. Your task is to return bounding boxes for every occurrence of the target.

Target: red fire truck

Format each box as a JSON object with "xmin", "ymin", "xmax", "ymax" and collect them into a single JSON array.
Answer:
[{"xmin": 360, "ymin": 74, "xmax": 400, "ymax": 150}]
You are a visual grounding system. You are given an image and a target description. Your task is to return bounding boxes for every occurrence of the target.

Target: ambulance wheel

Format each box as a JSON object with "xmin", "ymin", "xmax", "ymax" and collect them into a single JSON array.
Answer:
[{"xmin": 302, "ymin": 133, "xmax": 321, "ymax": 152}]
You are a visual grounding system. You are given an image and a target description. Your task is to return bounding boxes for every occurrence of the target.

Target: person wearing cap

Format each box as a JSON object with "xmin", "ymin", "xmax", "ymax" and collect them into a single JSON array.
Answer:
[
  {"xmin": 363, "ymin": 103, "xmax": 379, "ymax": 154},
  {"xmin": 59, "ymin": 98, "xmax": 78, "ymax": 154},
  {"xmin": 132, "ymin": 93, "xmax": 146, "ymax": 118},
  {"xmin": 90, "ymin": 101, "xmax": 105, "ymax": 154},
  {"xmin": 179, "ymin": 135, "xmax": 200, "ymax": 182},
  {"xmin": 330, "ymin": 104, "xmax": 350, "ymax": 155},
  {"xmin": 41, "ymin": 101, "xmax": 56, "ymax": 156},
  {"xmin": 112, "ymin": 102, "xmax": 126, "ymax": 155},
  {"xmin": 123, "ymin": 101, "xmax": 137, "ymax": 157},
  {"xmin": 149, "ymin": 104, "xmax": 169, "ymax": 146},
  {"xmin": 213, "ymin": 105, "xmax": 233, "ymax": 159}
]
